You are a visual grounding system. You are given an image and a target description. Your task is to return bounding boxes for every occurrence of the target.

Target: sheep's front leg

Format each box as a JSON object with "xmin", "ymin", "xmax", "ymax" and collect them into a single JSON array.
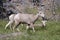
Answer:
[
  {"xmin": 30, "ymin": 23, "xmax": 35, "ymax": 32},
  {"xmin": 5, "ymin": 21, "xmax": 13, "ymax": 30},
  {"xmin": 26, "ymin": 25, "xmax": 29, "ymax": 30}
]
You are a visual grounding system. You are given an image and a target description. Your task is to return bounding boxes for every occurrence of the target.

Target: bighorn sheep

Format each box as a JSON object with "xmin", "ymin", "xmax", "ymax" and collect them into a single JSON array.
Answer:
[{"xmin": 5, "ymin": 11, "xmax": 46, "ymax": 32}]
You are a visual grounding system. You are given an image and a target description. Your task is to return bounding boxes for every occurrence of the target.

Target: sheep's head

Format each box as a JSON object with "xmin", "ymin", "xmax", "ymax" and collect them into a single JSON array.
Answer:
[
  {"xmin": 42, "ymin": 20, "xmax": 47, "ymax": 27},
  {"xmin": 38, "ymin": 11, "xmax": 45, "ymax": 18}
]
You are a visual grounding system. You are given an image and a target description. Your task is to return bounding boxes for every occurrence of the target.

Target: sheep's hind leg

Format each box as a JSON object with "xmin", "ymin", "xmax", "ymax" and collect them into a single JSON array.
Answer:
[
  {"xmin": 5, "ymin": 21, "xmax": 13, "ymax": 30},
  {"xmin": 13, "ymin": 20, "xmax": 20, "ymax": 32},
  {"xmin": 9, "ymin": 22, "xmax": 13, "ymax": 30},
  {"xmin": 16, "ymin": 23, "xmax": 21, "ymax": 32},
  {"xmin": 16, "ymin": 28, "xmax": 20, "ymax": 32}
]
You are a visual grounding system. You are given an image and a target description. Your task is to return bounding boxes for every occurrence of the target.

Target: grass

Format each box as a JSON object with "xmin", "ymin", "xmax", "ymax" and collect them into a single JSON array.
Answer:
[
  {"xmin": 0, "ymin": 20, "xmax": 12, "ymax": 34},
  {"xmin": 0, "ymin": 19, "xmax": 60, "ymax": 40},
  {"xmin": 0, "ymin": 7, "xmax": 60, "ymax": 40}
]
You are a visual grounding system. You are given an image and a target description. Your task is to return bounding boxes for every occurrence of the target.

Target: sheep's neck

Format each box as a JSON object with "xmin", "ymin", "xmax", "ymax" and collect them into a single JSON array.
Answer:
[{"xmin": 33, "ymin": 14, "xmax": 39, "ymax": 23}]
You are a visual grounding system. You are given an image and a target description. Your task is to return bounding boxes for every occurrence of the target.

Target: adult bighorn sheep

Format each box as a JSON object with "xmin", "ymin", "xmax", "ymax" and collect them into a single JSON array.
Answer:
[{"xmin": 5, "ymin": 10, "xmax": 47, "ymax": 32}]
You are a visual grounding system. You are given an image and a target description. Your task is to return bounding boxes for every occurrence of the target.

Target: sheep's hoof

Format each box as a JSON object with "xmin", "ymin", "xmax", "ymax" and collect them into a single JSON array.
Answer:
[
  {"xmin": 5, "ymin": 27, "xmax": 7, "ymax": 30},
  {"xmin": 16, "ymin": 28, "xmax": 20, "ymax": 32},
  {"xmin": 33, "ymin": 30, "xmax": 35, "ymax": 32},
  {"xmin": 34, "ymin": 31, "xmax": 35, "ymax": 32}
]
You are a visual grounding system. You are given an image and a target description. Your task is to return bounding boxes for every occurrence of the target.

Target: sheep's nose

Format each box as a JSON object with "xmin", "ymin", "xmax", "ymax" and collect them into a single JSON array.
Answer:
[
  {"xmin": 42, "ymin": 17, "xmax": 48, "ymax": 21},
  {"xmin": 42, "ymin": 17, "xmax": 45, "ymax": 20}
]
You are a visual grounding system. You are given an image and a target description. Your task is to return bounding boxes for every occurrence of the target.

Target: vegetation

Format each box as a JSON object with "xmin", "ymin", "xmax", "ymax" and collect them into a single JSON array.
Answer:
[
  {"xmin": 0, "ymin": 19, "xmax": 60, "ymax": 40},
  {"xmin": 24, "ymin": 7, "xmax": 38, "ymax": 14},
  {"xmin": 56, "ymin": 7, "xmax": 60, "ymax": 13},
  {"xmin": 0, "ymin": 0, "xmax": 60, "ymax": 40}
]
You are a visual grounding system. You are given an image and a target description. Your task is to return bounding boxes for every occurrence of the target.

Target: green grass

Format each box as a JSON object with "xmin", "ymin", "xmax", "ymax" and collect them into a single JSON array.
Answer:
[
  {"xmin": 0, "ymin": 20, "xmax": 60, "ymax": 40},
  {"xmin": 0, "ymin": 20, "xmax": 12, "ymax": 34}
]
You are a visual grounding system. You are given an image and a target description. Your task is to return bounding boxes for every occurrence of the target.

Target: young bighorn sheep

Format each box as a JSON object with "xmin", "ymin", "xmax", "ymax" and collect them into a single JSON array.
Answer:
[
  {"xmin": 13, "ymin": 11, "xmax": 45, "ymax": 32},
  {"xmin": 5, "ymin": 11, "xmax": 45, "ymax": 32}
]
